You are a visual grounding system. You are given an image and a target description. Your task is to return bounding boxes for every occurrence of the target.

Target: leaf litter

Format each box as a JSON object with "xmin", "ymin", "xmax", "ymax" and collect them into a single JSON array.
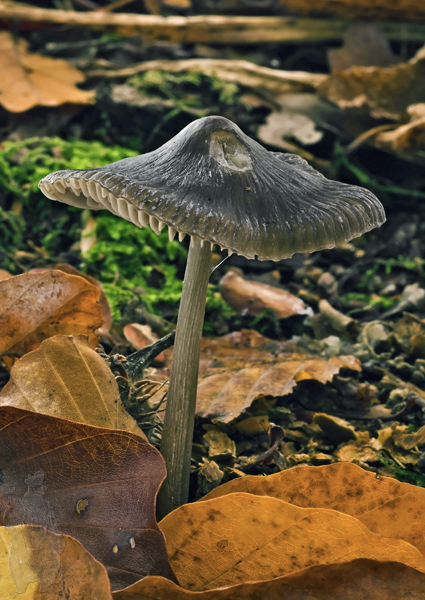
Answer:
[{"xmin": 1, "ymin": 13, "xmax": 425, "ymax": 598}]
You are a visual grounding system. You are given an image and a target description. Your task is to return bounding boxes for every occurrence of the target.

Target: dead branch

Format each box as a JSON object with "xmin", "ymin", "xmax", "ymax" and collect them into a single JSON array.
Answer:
[
  {"xmin": 1, "ymin": 1, "xmax": 425, "ymax": 44},
  {"xmin": 86, "ymin": 58, "xmax": 326, "ymax": 93},
  {"xmin": 280, "ymin": 0, "xmax": 425, "ymax": 22}
]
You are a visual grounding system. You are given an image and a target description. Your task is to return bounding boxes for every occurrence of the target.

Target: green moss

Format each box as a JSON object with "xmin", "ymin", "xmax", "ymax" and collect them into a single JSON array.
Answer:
[{"xmin": 0, "ymin": 137, "xmax": 138, "ymax": 266}]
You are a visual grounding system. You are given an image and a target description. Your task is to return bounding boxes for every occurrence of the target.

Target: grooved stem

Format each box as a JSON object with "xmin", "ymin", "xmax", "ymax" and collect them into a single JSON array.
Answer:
[{"xmin": 157, "ymin": 238, "xmax": 212, "ymax": 519}]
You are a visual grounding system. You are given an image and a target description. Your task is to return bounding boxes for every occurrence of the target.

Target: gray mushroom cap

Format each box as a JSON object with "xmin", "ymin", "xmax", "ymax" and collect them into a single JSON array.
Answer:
[{"xmin": 39, "ymin": 115, "xmax": 385, "ymax": 260}]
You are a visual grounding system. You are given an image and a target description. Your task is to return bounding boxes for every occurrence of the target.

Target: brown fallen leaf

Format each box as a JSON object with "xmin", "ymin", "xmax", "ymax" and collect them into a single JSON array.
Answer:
[
  {"xmin": 0, "ymin": 269, "xmax": 11, "ymax": 281},
  {"xmin": 0, "ymin": 524, "xmax": 111, "ymax": 599},
  {"xmin": 0, "ymin": 334, "xmax": 144, "ymax": 437},
  {"xmin": 201, "ymin": 462, "xmax": 425, "ymax": 556},
  {"xmin": 0, "ymin": 270, "xmax": 103, "ymax": 359},
  {"xmin": 376, "ymin": 103, "xmax": 425, "ymax": 159},
  {"xmin": 124, "ymin": 323, "xmax": 166, "ymax": 365},
  {"xmin": 328, "ymin": 23, "xmax": 397, "ymax": 72},
  {"xmin": 319, "ymin": 45, "xmax": 425, "ymax": 120},
  {"xmin": 0, "ymin": 31, "xmax": 95, "ymax": 113},
  {"xmin": 159, "ymin": 492, "xmax": 425, "ymax": 591},
  {"xmin": 115, "ymin": 560, "xmax": 425, "ymax": 600},
  {"xmin": 0, "ymin": 406, "xmax": 176, "ymax": 590},
  {"xmin": 53, "ymin": 263, "xmax": 112, "ymax": 334},
  {"xmin": 220, "ymin": 269, "xmax": 312, "ymax": 319},
  {"xmin": 196, "ymin": 352, "xmax": 361, "ymax": 423}
]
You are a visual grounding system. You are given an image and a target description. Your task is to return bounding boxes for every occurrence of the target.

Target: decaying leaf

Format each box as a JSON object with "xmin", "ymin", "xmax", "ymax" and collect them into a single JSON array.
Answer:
[
  {"xmin": 0, "ymin": 406, "xmax": 175, "ymax": 590},
  {"xmin": 0, "ymin": 334, "xmax": 144, "ymax": 437},
  {"xmin": 0, "ymin": 525, "xmax": 111, "ymax": 599},
  {"xmin": 328, "ymin": 23, "xmax": 397, "ymax": 72},
  {"xmin": 0, "ymin": 270, "xmax": 103, "ymax": 359},
  {"xmin": 52, "ymin": 263, "xmax": 112, "ymax": 334},
  {"xmin": 124, "ymin": 323, "xmax": 166, "ymax": 365},
  {"xmin": 319, "ymin": 45, "xmax": 425, "ymax": 120},
  {"xmin": 202, "ymin": 462, "xmax": 425, "ymax": 556},
  {"xmin": 220, "ymin": 269, "xmax": 312, "ymax": 318},
  {"xmin": 159, "ymin": 492, "xmax": 425, "ymax": 591},
  {"xmin": 114, "ymin": 560, "xmax": 425, "ymax": 600},
  {"xmin": 0, "ymin": 31, "xmax": 95, "ymax": 113},
  {"xmin": 196, "ymin": 350, "xmax": 361, "ymax": 423},
  {"xmin": 257, "ymin": 108, "xmax": 322, "ymax": 149},
  {"xmin": 376, "ymin": 103, "xmax": 425, "ymax": 158}
]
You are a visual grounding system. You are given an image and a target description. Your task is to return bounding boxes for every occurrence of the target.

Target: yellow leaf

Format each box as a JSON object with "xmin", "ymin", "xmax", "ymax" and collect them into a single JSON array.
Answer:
[
  {"xmin": 159, "ymin": 492, "xmax": 425, "ymax": 591},
  {"xmin": 0, "ymin": 334, "xmax": 145, "ymax": 437},
  {"xmin": 0, "ymin": 525, "xmax": 111, "ymax": 599},
  {"xmin": 201, "ymin": 462, "xmax": 425, "ymax": 556}
]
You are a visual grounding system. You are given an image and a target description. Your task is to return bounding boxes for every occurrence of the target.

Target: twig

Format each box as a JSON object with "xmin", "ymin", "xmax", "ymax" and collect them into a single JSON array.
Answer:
[{"xmin": 1, "ymin": 2, "xmax": 425, "ymax": 44}]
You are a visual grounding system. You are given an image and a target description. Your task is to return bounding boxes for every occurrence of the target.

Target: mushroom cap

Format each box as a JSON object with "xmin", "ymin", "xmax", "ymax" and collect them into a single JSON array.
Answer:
[{"xmin": 39, "ymin": 116, "xmax": 385, "ymax": 260}]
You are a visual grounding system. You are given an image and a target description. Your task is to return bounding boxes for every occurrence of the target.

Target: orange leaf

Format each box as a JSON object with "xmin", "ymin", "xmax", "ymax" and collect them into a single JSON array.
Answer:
[
  {"xmin": 0, "ymin": 32, "xmax": 95, "ymax": 113},
  {"xmin": 0, "ymin": 270, "xmax": 103, "ymax": 359},
  {"xmin": 53, "ymin": 263, "xmax": 112, "ymax": 334},
  {"xmin": 159, "ymin": 492, "xmax": 425, "ymax": 591},
  {"xmin": 115, "ymin": 560, "xmax": 425, "ymax": 600},
  {"xmin": 219, "ymin": 269, "xmax": 311, "ymax": 318},
  {"xmin": 202, "ymin": 462, "xmax": 425, "ymax": 556},
  {"xmin": 0, "ymin": 334, "xmax": 144, "ymax": 437},
  {"xmin": 0, "ymin": 406, "xmax": 176, "ymax": 590},
  {"xmin": 0, "ymin": 524, "xmax": 112, "ymax": 598}
]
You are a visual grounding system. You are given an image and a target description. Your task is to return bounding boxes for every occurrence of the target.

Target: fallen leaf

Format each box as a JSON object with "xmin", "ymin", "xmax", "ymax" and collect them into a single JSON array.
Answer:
[
  {"xmin": 257, "ymin": 109, "xmax": 322, "ymax": 149},
  {"xmin": 220, "ymin": 269, "xmax": 312, "ymax": 318},
  {"xmin": 201, "ymin": 462, "xmax": 425, "ymax": 556},
  {"xmin": 0, "ymin": 270, "xmax": 103, "ymax": 359},
  {"xmin": 0, "ymin": 269, "xmax": 11, "ymax": 281},
  {"xmin": 0, "ymin": 524, "xmax": 111, "ymax": 599},
  {"xmin": 203, "ymin": 429, "xmax": 236, "ymax": 458},
  {"xmin": 376, "ymin": 103, "xmax": 425, "ymax": 159},
  {"xmin": 391, "ymin": 423, "xmax": 425, "ymax": 451},
  {"xmin": 159, "ymin": 492, "xmax": 425, "ymax": 590},
  {"xmin": 124, "ymin": 323, "xmax": 166, "ymax": 364},
  {"xmin": 0, "ymin": 334, "xmax": 144, "ymax": 437},
  {"xmin": 196, "ymin": 352, "xmax": 361, "ymax": 423},
  {"xmin": 53, "ymin": 263, "xmax": 112, "ymax": 334},
  {"xmin": 0, "ymin": 406, "xmax": 176, "ymax": 590},
  {"xmin": 328, "ymin": 23, "xmax": 397, "ymax": 72},
  {"xmin": 313, "ymin": 412, "xmax": 358, "ymax": 443},
  {"xmin": 115, "ymin": 560, "xmax": 425, "ymax": 600},
  {"xmin": 319, "ymin": 45, "xmax": 425, "ymax": 120},
  {"xmin": 0, "ymin": 31, "xmax": 95, "ymax": 113}
]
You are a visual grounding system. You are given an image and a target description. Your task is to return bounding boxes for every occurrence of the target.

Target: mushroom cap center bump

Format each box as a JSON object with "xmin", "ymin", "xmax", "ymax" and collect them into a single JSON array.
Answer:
[{"xmin": 39, "ymin": 115, "xmax": 385, "ymax": 260}]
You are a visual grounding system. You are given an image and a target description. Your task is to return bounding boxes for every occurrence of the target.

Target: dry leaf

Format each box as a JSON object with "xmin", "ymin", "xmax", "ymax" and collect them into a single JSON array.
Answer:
[
  {"xmin": 257, "ymin": 109, "xmax": 322, "ymax": 149},
  {"xmin": 202, "ymin": 462, "xmax": 425, "ymax": 556},
  {"xmin": 115, "ymin": 560, "xmax": 425, "ymax": 600},
  {"xmin": 159, "ymin": 492, "xmax": 425, "ymax": 590},
  {"xmin": 319, "ymin": 46, "xmax": 425, "ymax": 120},
  {"xmin": 220, "ymin": 270, "xmax": 312, "ymax": 318},
  {"xmin": 0, "ymin": 270, "xmax": 103, "ymax": 359},
  {"xmin": 196, "ymin": 352, "xmax": 361, "ymax": 423},
  {"xmin": 124, "ymin": 323, "xmax": 166, "ymax": 364},
  {"xmin": 328, "ymin": 24, "xmax": 397, "ymax": 72},
  {"xmin": 0, "ymin": 524, "xmax": 111, "ymax": 599},
  {"xmin": 0, "ymin": 269, "xmax": 11, "ymax": 281},
  {"xmin": 0, "ymin": 31, "xmax": 95, "ymax": 113},
  {"xmin": 0, "ymin": 334, "xmax": 144, "ymax": 437},
  {"xmin": 376, "ymin": 103, "xmax": 425, "ymax": 158},
  {"xmin": 52, "ymin": 263, "xmax": 112, "ymax": 334},
  {"xmin": 0, "ymin": 406, "xmax": 175, "ymax": 590},
  {"xmin": 313, "ymin": 412, "xmax": 357, "ymax": 443}
]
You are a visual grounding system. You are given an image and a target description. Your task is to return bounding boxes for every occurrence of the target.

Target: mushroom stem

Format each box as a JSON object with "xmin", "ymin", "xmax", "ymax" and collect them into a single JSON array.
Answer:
[{"xmin": 157, "ymin": 237, "xmax": 213, "ymax": 519}]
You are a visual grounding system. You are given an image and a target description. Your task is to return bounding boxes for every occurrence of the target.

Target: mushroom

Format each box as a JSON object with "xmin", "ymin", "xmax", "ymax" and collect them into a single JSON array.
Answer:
[{"xmin": 39, "ymin": 115, "xmax": 385, "ymax": 517}]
